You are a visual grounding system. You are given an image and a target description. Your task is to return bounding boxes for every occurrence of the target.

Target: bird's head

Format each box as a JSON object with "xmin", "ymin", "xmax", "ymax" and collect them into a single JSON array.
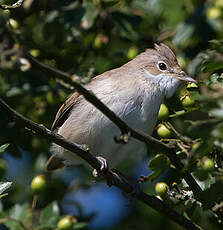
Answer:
[{"xmin": 134, "ymin": 43, "xmax": 197, "ymax": 98}]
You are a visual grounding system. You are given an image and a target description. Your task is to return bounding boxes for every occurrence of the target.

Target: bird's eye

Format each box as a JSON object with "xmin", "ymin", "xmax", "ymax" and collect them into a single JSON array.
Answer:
[{"xmin": 158, "ymin": 62, "xmax": 167, "ymax": 71}]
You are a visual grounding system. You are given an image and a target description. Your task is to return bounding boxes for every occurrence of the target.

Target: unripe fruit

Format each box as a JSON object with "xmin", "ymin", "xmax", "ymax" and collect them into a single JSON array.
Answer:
[
  {"xmin": 9, "ymin": 18, "xmax": 19, "ymax": 29},
  {"xmin": 29, "ymin": 49, "xmax": 40, "ymax": 57},
  {"xmin": 93, "ymin": 36, "xmax": 102, "ymax": 49},
  {"xmin": 192, "ymin": 142, "xmax": 200, "ymax": 150},
  {"xmin": 215, "ymin": 0, "xmax": 223, "ymax": 8},
  {"xmin": 157, "ymin": 124, "xmax": 171, "ymax": 138},
  {"xmin": 206, "ymin": 7, "xmax": 222, "ymax": 20},
  {"xmin": 127, "ymin": 46, "xmax": 138, "ymax": 60},
  {"xmin": 31, "ymin": 175, "xmax": 46, "ymax": 193},
  {"xmin": 57, "ymin": 216, "xmax": 76, "ymax": 230},
  {"xmin": 155, "ymin": 182, "xmax": 168, "ymax": 196},
  {"xmin": 181, "ymin": 95, "xmax": 195, "ymax": 108},
  {"xmin": 158, "ymin": 104, "xmax": 169, "ymax": 120},
  {"xmin": 201, "ymin": 157, "xmax": 215, "ymax": 172},
  {"xmin": 93, "ymin": 34, "xmax": 108, "ymax": 49}
]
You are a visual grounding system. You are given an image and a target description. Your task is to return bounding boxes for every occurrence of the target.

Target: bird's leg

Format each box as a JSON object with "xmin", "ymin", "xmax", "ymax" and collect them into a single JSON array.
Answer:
[{"xmin": 92, "ymin": 156, "xmax": 109, "ymax": 178}]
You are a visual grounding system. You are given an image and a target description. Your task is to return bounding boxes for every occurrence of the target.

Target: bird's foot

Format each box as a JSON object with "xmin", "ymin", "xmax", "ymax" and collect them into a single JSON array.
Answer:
[{"xmin": 92, "ymin": 156, "xmax": 109, "ymax": 179}]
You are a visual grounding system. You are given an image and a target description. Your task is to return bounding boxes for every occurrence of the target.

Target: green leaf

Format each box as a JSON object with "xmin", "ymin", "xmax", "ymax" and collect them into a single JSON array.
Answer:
[
  {"xmin": 40, "ymin": 201, "xmax": 60, "ymax": 228},
  {"xmin": 0, "ymin": 144, "xmax": 10, "ymax": 153},
  {"xmin": 145, "ymin": 170, "xmax": 163, "ymax": 182},
  {"xmin": 0, "ymin": 182, "xmax": 12, "ymax": 195},
  {"xmin": 148, "ymin": 154, "xmax": 170, "ymax": 172},
  {"xmin": 9, "ymin": 204, "xmax": 30, "ymax": 221},
  {"xmin": 198, "ymin": 181, "xmax": 223, "ymax": 209},
  {"xmin": 3, "ymin": 220, "xmax": 24, "ymax": 230}
]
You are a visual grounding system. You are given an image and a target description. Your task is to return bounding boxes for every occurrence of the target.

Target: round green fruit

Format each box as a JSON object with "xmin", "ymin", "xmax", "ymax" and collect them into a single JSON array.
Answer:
[
  {"xmin": 215, "ymin": 0, "xmax": 223, "ymax": 8},
  {"xmin": 206, "ymin": 7, "xmax": 222, "ymax": 19},
  {"xmin": 158, "ymin": 104, "xmax": 169, "ymax": 120},
  {"xmin": 93, "ymin": 36, "xmax": 102, "ymax": 48},
  {"xmin": 181, "ymin": 95, "xmax": 195, "ymax": 108},
  {"xmin": 202, "ymin": 157, "xmax": 215, "ymax": 172},
  {"xmin": 192, "ymin": 142, "xmax": 200, "ymax": 151},
  {"xmin": 9, "ymin": 18, "xmax": 19, "ymax": 29},
  {"xmin": 127, "ymin": 47, "xmax": 138, "ymax": 60},
  {"xmin": 29, "ymin": 49, "xmax": 40, "ymax": 57},
  {"xmin": 157, "ymin": 124, "xmax": 171, "ymax": 138},
  {"xmin": 155, "ymin": 182, "xmax": 168, "ymax": 196},
  {"xmin": 57, "ymin": 216, "xmax": 74, "ymax": 230},
  {"xmin": 31, "ymin": 175, "xmax": 46, "ymax": 193}
]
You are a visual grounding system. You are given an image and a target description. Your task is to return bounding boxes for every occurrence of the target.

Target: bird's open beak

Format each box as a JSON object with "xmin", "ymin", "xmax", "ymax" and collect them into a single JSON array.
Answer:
[{"xmin": 176, "ymin": 74, "xmax": 197, "ymax": 83}]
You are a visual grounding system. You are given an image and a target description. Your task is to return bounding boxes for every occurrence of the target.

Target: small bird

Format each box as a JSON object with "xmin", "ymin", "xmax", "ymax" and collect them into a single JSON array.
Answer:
[{"xmin": 46, "ymin": 43, "xmax": 196, "ymax": 171}]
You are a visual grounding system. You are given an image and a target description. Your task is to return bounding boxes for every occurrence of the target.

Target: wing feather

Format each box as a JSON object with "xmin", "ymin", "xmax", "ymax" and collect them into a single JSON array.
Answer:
[{"xmin": 51, "ymin": 92, "xmax": 80, "ymax": 131}]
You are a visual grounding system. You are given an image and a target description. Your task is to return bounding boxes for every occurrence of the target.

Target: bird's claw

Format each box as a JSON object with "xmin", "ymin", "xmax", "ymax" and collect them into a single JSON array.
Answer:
[{"xmin": 92, "ymin": 156, "xmax": 108, "ymax": 178}]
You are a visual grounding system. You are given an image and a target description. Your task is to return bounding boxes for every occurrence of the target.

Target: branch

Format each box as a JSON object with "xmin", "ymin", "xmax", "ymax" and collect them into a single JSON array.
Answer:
[
  {"xmin": 0, "ymin": 0, "xmax": 24, "ymax": 9},
  {"xmin": 23, "ymin": 51, "xmax": 202, "ymax": 196},
  {"xmin": 0, "ymin": 97, "xmax": 201, "ymax": 230}
]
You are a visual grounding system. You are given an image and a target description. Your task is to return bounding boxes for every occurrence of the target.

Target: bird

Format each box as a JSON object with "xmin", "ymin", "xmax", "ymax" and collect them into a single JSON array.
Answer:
[{"xmin": 46, "ymin": 43, "xmax": 196, "ymax": 172}]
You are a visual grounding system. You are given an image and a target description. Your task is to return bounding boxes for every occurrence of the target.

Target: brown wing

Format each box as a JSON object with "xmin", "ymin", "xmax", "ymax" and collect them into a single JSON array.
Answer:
[
  {"xmin": 46, "ymin": 92, "xmax": 80, "ymax": 171},
  {"xmin": 51, "ymin": 92, "xmax": 80, "ymax": 131}
]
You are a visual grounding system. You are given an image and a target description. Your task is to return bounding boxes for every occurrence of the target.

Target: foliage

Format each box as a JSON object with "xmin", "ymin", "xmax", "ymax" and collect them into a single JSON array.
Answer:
[{"xmin": 0, "ymin": 0, "xmax": 223, "ymax": 229}]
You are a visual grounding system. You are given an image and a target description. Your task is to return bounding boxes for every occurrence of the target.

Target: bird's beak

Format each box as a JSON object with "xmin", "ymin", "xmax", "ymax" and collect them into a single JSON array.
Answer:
[{"xmin": 176, "ymin": 73, "xmax": 197, "ymax": 83}]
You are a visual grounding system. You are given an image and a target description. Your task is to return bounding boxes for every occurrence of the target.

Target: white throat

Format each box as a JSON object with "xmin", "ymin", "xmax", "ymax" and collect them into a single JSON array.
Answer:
[{"xmin": 144, "ymin": 69, "xmax": 180, "ymax": 98}]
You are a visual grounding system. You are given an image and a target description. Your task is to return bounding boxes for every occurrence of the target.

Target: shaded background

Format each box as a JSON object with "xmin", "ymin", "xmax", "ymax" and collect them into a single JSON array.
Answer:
[{"xmin": 0, "ymin": 0, "xmax": 223, "ymax": 229}]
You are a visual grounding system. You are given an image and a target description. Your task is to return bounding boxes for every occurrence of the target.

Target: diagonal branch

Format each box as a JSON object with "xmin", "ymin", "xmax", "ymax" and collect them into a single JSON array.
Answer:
[
  {"xmin": 0, "ymin": 97, "xmax": 201, "ymax": 230},
  {"xmin": 0, "ymin": 0, "xmax": 24, "ymax": 9},
  {"xmin": 23, "ymin": 51, "xmax": 202, "ymax": 195}
]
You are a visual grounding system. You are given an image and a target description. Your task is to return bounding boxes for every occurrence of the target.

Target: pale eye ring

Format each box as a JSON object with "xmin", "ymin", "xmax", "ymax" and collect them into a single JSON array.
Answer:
[{"xmin": 158, "ymin": 62, "xmax": 167, "ymax": 71}]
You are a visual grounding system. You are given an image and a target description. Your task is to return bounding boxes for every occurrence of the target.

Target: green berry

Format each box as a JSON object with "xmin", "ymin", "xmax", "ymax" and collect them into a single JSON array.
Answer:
[
  {"xmin": 206, "ymin": 7, "xmax": 222, "ymax": 19},
  {"xmin": 155, "ymin": 182, "xmax": 168, "ymax": 196},
  {"xmin": 181, "ymin": 95, "xmax": 195, "ymax": 108},
  {"xmin": 202, "ymin": 157, "xmax": 215, "ymax": 172},
  {"xmin": 93, "ymin": 36, "xmax": 102, "ymax": 48},
  {"xmin": 215, "ymin": 0, "xmax": 223, "ymax": 8},
  {"xmin": 31, "ymin": 175, "xmax": 46, "ymax": 193},
  {"xmin": 57, "ymin": 216, "xmax": 76, "ymax": 230},
  {"xmin": 158, "ymin": 104, "xmax": 169, "ymax": 120},
  {"xmin": 29, "ymin": 49, "xmax": 40, "ymax": 57},
  {"xmin": 157, "ymin": 124, "xmax": 171, "ymax": 138},
  {"xmin": 127, "ymin": 47, "xmax": 138, "ymax": 60},
  {"xmin": 192, "ymin": 142, "xmax": 200, "ymax": 150},
  {"xmin": 9, "ymin": 18, "xmax": 19, "ymax": 29}
]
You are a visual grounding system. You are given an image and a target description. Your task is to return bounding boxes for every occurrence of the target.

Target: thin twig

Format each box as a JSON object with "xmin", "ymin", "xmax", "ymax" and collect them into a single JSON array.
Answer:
[
  {"xmin": 0, "ymin": 0, "xmax": 24, "ymax": 9},
  {"xmin": 165, "ymin": 121, "xmax": 193, "ymax": 144},
  {"xmin": 0, "ymin": 97, "xmax": 201, "ymax": 230}
]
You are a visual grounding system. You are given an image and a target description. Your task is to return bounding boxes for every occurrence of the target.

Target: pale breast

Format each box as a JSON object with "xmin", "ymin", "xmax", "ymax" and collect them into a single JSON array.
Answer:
[{"xmin": 55, "ymin": 75, "xmax": 163, "ymax": 167}]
